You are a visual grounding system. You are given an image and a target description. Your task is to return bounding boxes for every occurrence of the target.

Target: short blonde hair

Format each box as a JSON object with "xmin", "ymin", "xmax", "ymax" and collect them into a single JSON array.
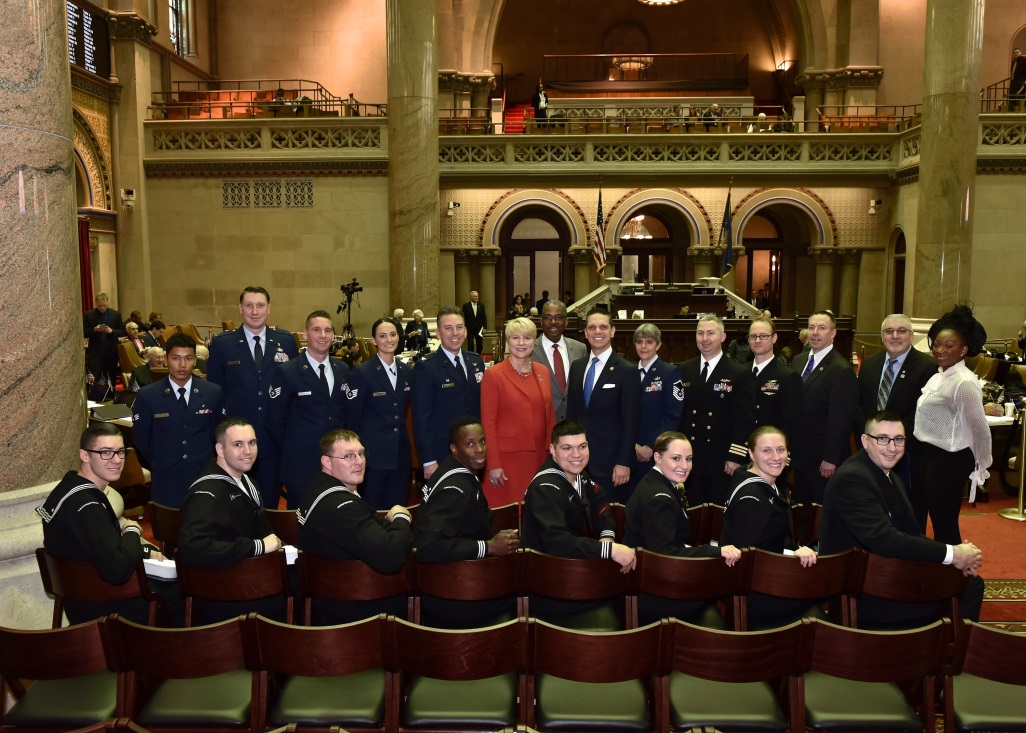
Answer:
[
  {"xmin": 505, "ymin": 317, "xmax": 537, "ymax": 341},
  {"xmin": 412, "ymin": 309, "xmax": 424, "ymax": 319}
]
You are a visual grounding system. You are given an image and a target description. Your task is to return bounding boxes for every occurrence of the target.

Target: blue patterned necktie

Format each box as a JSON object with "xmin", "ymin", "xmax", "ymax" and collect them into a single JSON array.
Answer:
[
  {"xmin": 801, "ymin": 355, "xmax": 815, "ymax": 382},
  {"xmin": 583, "ymin": 356, "xmax": 599, "ymax": 407}
]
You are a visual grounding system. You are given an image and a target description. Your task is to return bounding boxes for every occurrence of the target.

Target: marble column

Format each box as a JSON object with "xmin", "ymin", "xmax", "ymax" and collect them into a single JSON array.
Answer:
[
  {"xmin": 454, "ymin": 250, "xmax": 472, "ymax": 305},
  {"xmin": 0, "ymin": 0, "xmax": 82, "ymax": 627},
  {"xmin": 803, "ymin": 86, "xmax": 824, "ymax": 133},
  {"xmin": 838, "ymin": 249, "xmax": 862, "ymax": 317},
  {"xmin": 387, "ymin": 0, "xmax": 440, "ymax": 316},
  {"xmin": 911, "ymin": 0, "xmax": 984, "ymax": 318},
  {"xmin": 689, "ymin": 247, "xmax": 718, "ymax": 280},
  {"xmin": 811, "ymin": 248, "xmax": 837, "ymax": 311},
  {"xmin": 478, "ymin": 249, "xmax": 498, "ymax": 348},
  {"xmin": 571, "ymin": 248, "xmax": 595, "ymax": 306}
]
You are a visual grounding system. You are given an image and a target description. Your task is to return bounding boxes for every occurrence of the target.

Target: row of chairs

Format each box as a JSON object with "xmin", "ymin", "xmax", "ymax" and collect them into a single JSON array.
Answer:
[
  {"xmin": 2, "ymin": 612, "xmax": 1023, "ymax": 733},
  {"xmin": 37, "ymin": 543, "xmax": 967, "ymax": 634}
]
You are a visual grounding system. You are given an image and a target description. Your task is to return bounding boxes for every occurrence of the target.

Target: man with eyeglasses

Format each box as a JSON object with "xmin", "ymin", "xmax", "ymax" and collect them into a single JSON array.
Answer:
[
  {"xmin": 36, "ymin": 423, "xmax": 182, "ymax": 625},
  {"xmin": 821, "ymin": 410, "xmax": 984, "ymax": 628},
  {"xmin": 531, "ymin": 300, "xmax": 586, "ymax": 422},
  {"xmin": 297, "ymin": 429, "xmax": 413, "ymax": 624},
  {"xmin": 749, "ymin": 317, "xmax": 802, "ymax": 445},
  {"xmin": 855, "ymin": 314, "xmax": 934, "ymax": 492}
]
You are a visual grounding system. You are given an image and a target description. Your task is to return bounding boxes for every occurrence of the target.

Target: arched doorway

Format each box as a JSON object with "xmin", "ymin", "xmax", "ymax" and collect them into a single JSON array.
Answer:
[
  {"xmin": 498, "ymin": 206, "xmax": 573, "ymax": 313},
  {"xmin": 614, "ymin": 203, "xmax": 694, "ymax": 284},
  {"xmin": 735, "ymin": 204, "xmax": 819, "ymax": 316}
]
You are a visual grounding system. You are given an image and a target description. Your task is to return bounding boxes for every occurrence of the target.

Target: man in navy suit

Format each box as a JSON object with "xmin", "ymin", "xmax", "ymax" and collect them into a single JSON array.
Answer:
[
  {"xmin": 791, "ymin": 311, "xmax": 858, "ymax": 505},
  {"xmin": 268, "ymin": 311, "xmax": 355, "ymax": 508},
  {"xmin": 855, "ymin": 313, "xmax": 935, "ymax": 519},
  {"xmin": 629, "ymin": 323, "xmax": 685, "ymax": 498},
  {"xmin": 133, "ymin": 332, "xmax": 225, "ymax": 507},
  {"xmin": 566, "ymin": 308, "xmax": 641, "ymax": 503},
  {"xmin": 412, "ymin": 306, "xmax": 486, "ymax": 480},
  {"xmin": 207, "ymin": 286, "xmax": 299, "ymax": 506},
  {"xmin": 461, "ymin": 291, "xmax": 488, "ymax": 354},
  {"xmin": 676, "ymin": 315, "xmax": 755, "ymax": 506}
]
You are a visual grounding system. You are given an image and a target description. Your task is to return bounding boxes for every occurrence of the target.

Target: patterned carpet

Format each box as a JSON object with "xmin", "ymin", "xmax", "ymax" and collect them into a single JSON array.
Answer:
[{"xmin": 984, "ymin": 579, "xmax": 1026, "ymax": 600}]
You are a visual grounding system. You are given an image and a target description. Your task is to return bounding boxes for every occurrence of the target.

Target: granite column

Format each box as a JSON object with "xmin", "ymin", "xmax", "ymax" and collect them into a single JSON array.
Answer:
[
  {"xmin": 812, "ymin": 248, "xmax": 836, "ymax": 311},
  {"xmin": 911, "ymin": 0, "xmax": 984, "ymax": 318},
  {"xmin": 838, "ymin": 250, "xmax": 862, "ymax": 317},
  {"xmin": 387, "ymin": 0, "xmax": 440, "ymax": 316}
]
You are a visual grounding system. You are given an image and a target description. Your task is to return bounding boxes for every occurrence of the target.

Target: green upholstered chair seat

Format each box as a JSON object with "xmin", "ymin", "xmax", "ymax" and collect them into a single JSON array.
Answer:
[
  {"xmin": 401, "ymin": 671, "xmax": 517, "ymax": 728},
  {"xmin": 952, "ymin": 673, "xmax": 1026, "ymax": 731},
  {"xmin": 668, "ymin": 672, "xmax": 787, "ymax": 731},
  {"xmin": 536, "ymin": 673, "xmax": 650, "ymax": 731},
  {"xmin": 536, "ymin": 602, "xmax": 623, "ymax": 632},
  {"xmin": 270, "ymin": 668, "xmax": 386, "ymax": 726},
  {"xmin": 2, "ymin": 671, "xmax": 117, "ymax": 727},
  {"xmin": 137, "ymin": 668, "xmax": 252, "ymax": 726},
  {"xmin": 804, "ymin": 671, "xmax": 922, "ymax": 731}
]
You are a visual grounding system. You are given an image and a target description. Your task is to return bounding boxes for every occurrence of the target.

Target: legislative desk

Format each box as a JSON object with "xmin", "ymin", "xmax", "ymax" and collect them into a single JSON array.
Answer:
[
  {"xmin": 611, "ymin": 289, "xmax": 729, "ymax": 319},
  {"xmin": 554, "ymin": 316, "xmax": 855, "ymax": 364}
]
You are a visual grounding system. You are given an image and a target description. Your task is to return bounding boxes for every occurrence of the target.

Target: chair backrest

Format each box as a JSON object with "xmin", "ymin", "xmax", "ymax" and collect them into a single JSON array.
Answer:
[
  {"xmin": 412, "ymin": 552, "xmax": 522, "ymax": 623},
  {"xmin": 608, "ymin": 502, "xmax": 626, "ymax": 540},
  {"xmin": 528, "ymin": 618, "xmax": 668, "ymax": 683},
  {"xmin": 809, "ymin": 618, "xmax": 949, "ymax": 683},
  {"xmin": 298, "ymin": 552, "xmax": 412, "ymax": 624},
  {"xmin": 744, "ymin": 548, "xmax": 865, "ymax": 629},
  {"xmin": 250, "ymin": 614, "xmax": 387, "ymax": 678},
  {"xmin": 265, "ymin": 509, "xmax": 298, "ymax": 546},
  {"xmin": 0, "ymin": 619, "xmax": 112, "ymax": 698},
  {"xmin": 954, "ymin": 620, "xmax": 1026, "ymax": 683},
  {"xmin": 117, "ymin": 340, "xmax": 145, "ymax": 371},
  {"xmin": 490, "ymin": 502, "xmax": 520, "ymax": 534},
  {"xmin": 789, "ymin": 503, "xmax": 823, "ymax": 546},
  {"xmin": 392, "ymin": 616, "xmax": 525, "ymax": 681},
  {"xmin": 35, "ymin": 548, "xmax": 154, "ymax": 628},
  {"xmin": 177, "ymin": 551, "xmax": 293, "ymax": 626},
  {"xmin": 633, "ymin": 549, "xmax": 749, "ymax": 630},
  {"xmin": 221, "ymin": 320, "xmax": 236, "ymax": 332},
  {"xmin": 853, "ymin": 553, "xmax": 968, "ymax": 627},
  {"xmin": 177, "ymin": 322, "xmax": 204, "ymax": 344},
  {"xmin": 687, "ymin": 503, "xmax": 725, "ymax": 545},
  {"xmin": 147, "ymin": 501, "xmax": 182, "ymax": 557},
  {"xmin": 522, "ymin": 549, "xmax": 632, "ymax": 607},
  {"xmin": 671, "ymin": 617, "xmax": 809, "ymax": 682}
]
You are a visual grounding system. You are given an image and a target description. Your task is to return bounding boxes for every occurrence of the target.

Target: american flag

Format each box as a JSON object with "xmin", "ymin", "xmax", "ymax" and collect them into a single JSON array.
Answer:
[
  {"xmin": 719, "ymin": 187, "xmax": 733, "ymax": 276},
  {"xmin": 593, "ymin": 189, "xmax": 607, "ymax": 274}
]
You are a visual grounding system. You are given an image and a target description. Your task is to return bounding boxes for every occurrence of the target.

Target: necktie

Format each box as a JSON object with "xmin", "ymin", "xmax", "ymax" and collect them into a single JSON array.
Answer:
[
  {"xmin": 253, "ymin": 335, "xmax": 263, "ymax": 366},
  {"xmin": 640, "ymin": 367, "xmax": 647, "ymax": 382},
  {"xmin": 801, "ymin": 355, "xmax": 815, "ymax": 382},
  {"xmin": 583, "ymin": 356, "xmax": 599, "ymax": 407},
  {"xmin": 701, "ymin": 360, "xmax": 709, "ymax": 383},
  {"xmin": 319, "ymin": 363, "xmax": 329, "ymax": 395},
  {"xmin": 753, "ymin": 364, "xmax": 758, "ymax": 377},
  {"xmin": 454, "ymin": 355, "xmax": 467, "ymax": 384},
  {"xmin": 388, "ymin": 366, "xmax": 397, "ymax": 390},
  {"xmin": 177, "ymin": 387, "xmax": 186, "ymax": 406},
  {"xmin": 552, "ymin": 343, "xmax": 566, "ymax": 393},
  {"xmin": 878, "ymin": 358, "xmax": 898, "ymax": 409}
]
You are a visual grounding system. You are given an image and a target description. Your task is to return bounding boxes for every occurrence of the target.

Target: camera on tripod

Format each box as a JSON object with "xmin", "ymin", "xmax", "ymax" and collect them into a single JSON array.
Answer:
[
  {"xmin": 340, "ymin": 278, "xmax": 363, "ymax": 298},
  {"xmin": 336, "ymin": 277, "xmax": 363, "ymax": 340}
]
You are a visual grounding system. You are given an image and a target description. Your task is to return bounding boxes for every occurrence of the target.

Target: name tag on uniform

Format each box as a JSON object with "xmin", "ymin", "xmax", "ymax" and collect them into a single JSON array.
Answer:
[
  {"xmin": 442, "ymin": 383, "xmax": 455, "ymax": 389},
  {"xmin": 298, "ymin": 391, "xmax": 312, "ymax": 396},
  {"xmin": 373, "ymin": 391, "xmax": 387, "ymax": 397},
  {"xmin": 227, "ymin": 360, "xmax": 241, "ymax": 366},
  {"xmin": 155, "ymin": 413, "xmax": 169, "ymax": 419}
]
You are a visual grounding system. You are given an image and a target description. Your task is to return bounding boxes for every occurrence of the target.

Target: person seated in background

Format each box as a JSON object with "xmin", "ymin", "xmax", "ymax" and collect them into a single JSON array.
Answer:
[
  {"xmin": 36, "ymin": 423, "xmax": 181, "ymax": 625},
  {"xmin": 339, "ymin": 337, "xmax": 362, "ymax": 368},
  {"xmin": 414, "ymin": 417, "xmax": 519, "ymax": 627},
  {"xmin": 404, "ymin": 309, "xmax": 429, "ymax": 351},
  {"xmin": 507, "ymin": 294, "xmax": 527, "ymax": 319},
  {"xmin": 124, "ymin": 322, "xmax": 146, "ymax": 354},
  {"xmin": 176, "ymin": 417, "xmax": 285, "ymax": 623},
  {"xmin": 141, "ymin": 320, "xmax": 165, "ymax": 348},
  {"xmin": 297, "ymin": 429, "xmax": 413, "ymax": 625},
  {"xmin": 747, "ymin": 112, "xmax": 769, "ymax": 133},
  {"xmin": 625, "ymin": 432, "xmax": 741, "ymax": 626},
  {"xmin": 774, "ymin": 112, "xmax": 795, "ymax": 132},
  {"xmin": 703, "ymin": 103, "xmax": 721, "ymax": 130},
  {"xmin": 130, "ymin": 347, "xmax": 165, "ymax": 392},
  {"xmin": 820, "ymin": 410, "xmax": 985, "ymax": 629},
  {"xmin": 129, "ymin": 311, "xmax": 148, "ymax": 331},
  {"xmin": 194, "ymin": 343, "xmax": 209, "ymax": 374}
]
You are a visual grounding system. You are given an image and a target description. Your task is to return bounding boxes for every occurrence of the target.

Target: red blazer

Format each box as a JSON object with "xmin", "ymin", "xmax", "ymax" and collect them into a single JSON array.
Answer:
[{"xmin": 481, "ymin": 359, "xmax": 556, "ymax": 470}]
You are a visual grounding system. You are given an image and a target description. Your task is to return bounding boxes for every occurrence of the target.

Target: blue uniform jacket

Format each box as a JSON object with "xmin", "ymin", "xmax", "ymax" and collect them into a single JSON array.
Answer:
[
  {"xmin": 411, "ymin": 349, "xmax": 485, "ymax": 468},
  {"xmin": 349, "ymin": 357, "xmax": 414, "ymax": 471}
]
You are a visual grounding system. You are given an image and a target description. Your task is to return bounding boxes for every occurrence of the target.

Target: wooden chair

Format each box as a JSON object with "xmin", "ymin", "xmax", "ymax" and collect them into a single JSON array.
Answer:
[
  {"xmin": 789, "ymin": 503, "xmax": 824, "ymax": 546},
  {"xmin": 35, "ymin": 548, "xmax": 163, "ymax": 628},
  {"xmin": 176, "ymin": 323, "xmax": 204, "ymax": 344},
  {"xmin": 740, "ymin": 548, "xmax": 865, "ymax": 630},
  {"xmin": 147, "ymin": 502, "xmax": 181, "ymax": 558},
  {"xmin": 944, "ymin": 620, "xmax": 1026, "ymax": 733},
  {"xmin": 631, "ymin": 549, "xmax": 749, "ymax": 630},
  {"xmin": 490, "ymin": 502, "xmax": 520, "ymax": 534},
  {"xmin": 522, "ymin": 549, "xmax": 633, "ymax": 631},
  {"xmin": 118, "ymin": 341, "xmax": 145, "ymax": 371},
  {"xmin": 608, "ymin": 502, "xmax": 627, "ymax": 540},
  {"xmin": 800, "ymin": 618, "xmax": 949, "ymax": 733},
  {"xmin": 109, "ymin": 452, "xmax": 151, "ymax": 512},
  {"xmin": 411, "ymin": 552, "xmax": 522, "ymax": 627},
  {"xmin": 687, "ymin": 503, "xmax": 725, "ymax": 545},
  {"xmin": 249, "ymin": 614, "xmax": 393, "ymax": 733},
  {"xmin": 391, "ymin": 617, "xmax": 526, "ymax": 732},
  {"xmin": 220, "ymin": 320, "xmax": 235, "ymax": 332},
  {"xmin": 526, "ymin": 619, "xmax": 669, "ymax": 733},
  {"xmin": 176, "ymin": 551, "xmax": 294, "ymax": 626},
  {"xmin": 664, "ymin": 619, "xmax": 809, "ymax": 733},
  {"xmin": 850, "ymin": 553, "xmax": 969, "ymax": 631},
  {"xmin": 0, "ymin": 619, "xmax": 119, "ymax": 732},
  {"xmin": 265, "ymin": 509, "xmax": 298, "ymax": 546},
  {"xmin": 297, "ymin": 552, "xmax": 413, "ymax": 626},
  {"xmin": 107, "ymin": 615, "xmax": 262, "ymax": 733}
]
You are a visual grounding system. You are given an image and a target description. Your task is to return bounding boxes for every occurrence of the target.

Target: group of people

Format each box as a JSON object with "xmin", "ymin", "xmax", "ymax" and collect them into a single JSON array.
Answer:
[{"xmin": 54, "ymin": 286, "xmax": 993, "ymax": 631}]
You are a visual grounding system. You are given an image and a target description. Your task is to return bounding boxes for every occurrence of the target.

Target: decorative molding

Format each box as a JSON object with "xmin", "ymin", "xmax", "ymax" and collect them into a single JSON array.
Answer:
[
  {"xmin": 728, "ymin": 142, "xmax": 801, "ymax": 162},
  {"xmin": 152, "ymin": 128, "xmax": 260, "ymax": 152},
  {"xmin": 81, "ymin": 211, "xmax": 117, "ymax": 233},
  {"xmin": 512, "ymin": 144, "xmax": 585, "ymax": 163},
  {"xmin": 901, "ymin": 135, "xmax": 920, "ymax": 161},
  {"xmin": 808, "ymin": 142, "xmax": 892, "ymax": 163},
  {"xmin": 605, "ymin": 187, "xmax": 714, "ymax": 247},
  {"xmin": 977, "ymin": 158, "xmax": 1026, "ymax": 174},
  {"xmin": 796, "ymin": 66, "xmax": 884, "ymax": 91},
  {"xmin": 72, "ymin": 109, "xmax": 113, "ymax": 210},
  {"xmin": 440, "ymin": 144, "xmax": 506, "ymax": 164},
  {"xmin": 269, "ymin": 127, "xmax": 381, "ymax": 150},
  {"xmin": 71, "ymin": 70, "xmax": 121, "ymax": 103},
  {"xmin": 438, "ymin": 70, "xmax": 496, "ymax": 93},
  {"xmin": 144, "ymin": 160, "xmax": 388, "ymax": 178},
  {"xmin": 107, "ymin": 12, "xmax": 158, "ymax": 45},
  {"xmin": 569, "ymin": 247, "xmax": 595, "ymax": 265},
  {"xmin": 981, "ymin": 123, "xmax": 1026, "ymax": 146},
  {"xmin": 593, "ymin": 143, "xmax": 718, "ymax": 163},
  {"xmin": 810, "ymin": 247, "xmax": 838, "ymax": 263}
]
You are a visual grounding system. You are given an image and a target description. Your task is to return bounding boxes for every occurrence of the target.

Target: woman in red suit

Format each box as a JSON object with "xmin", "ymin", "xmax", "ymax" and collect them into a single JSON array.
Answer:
[{"xmin": 481, "ymin": 316, "xmax": 556, "ymax": 506}]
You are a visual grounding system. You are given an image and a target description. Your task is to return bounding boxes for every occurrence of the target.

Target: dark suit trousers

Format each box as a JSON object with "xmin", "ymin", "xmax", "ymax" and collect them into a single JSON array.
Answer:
[
  {"xmin": 916, "ymin": 442, "xmax": 973, "ymax": 545},
  {"xmin": 469, "ymin": 333, "xmax": 483, "ymax": 354},
  {"xmin": 793, "ymin": 466, "xmax": 828, "ymax": 506},
  {"xmin": 362, "ymin": 466, "xmax": 412, "ymax": 511}
]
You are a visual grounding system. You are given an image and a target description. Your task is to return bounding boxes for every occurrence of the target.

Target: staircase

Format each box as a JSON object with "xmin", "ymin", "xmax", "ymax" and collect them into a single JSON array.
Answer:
[{"xmin": 503, "ymin": 103, "xmax": 534, "ymax": 134}]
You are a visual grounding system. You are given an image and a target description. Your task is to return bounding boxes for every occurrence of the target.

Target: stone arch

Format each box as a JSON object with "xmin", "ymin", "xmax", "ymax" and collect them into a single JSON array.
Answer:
[
  {"xmin": 604, "ymin": 187, "xmax": 714, "ymax": 248},
  {"xmin": 72, "ymin": 108, "xmax": 112, "ymax": 210},
  {"xmin": 480, "ymin": 188, "xmax": 589, "ymax": 252},
  {"xmin": 732, "ymin": 187, "xmax": 836, "ymax": 248}
]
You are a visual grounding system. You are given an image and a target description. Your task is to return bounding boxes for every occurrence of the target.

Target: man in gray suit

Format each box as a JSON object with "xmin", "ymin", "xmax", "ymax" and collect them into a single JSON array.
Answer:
[{"xmin": 531, "ymin": 300, "xmax": 587, "ymax": 421}]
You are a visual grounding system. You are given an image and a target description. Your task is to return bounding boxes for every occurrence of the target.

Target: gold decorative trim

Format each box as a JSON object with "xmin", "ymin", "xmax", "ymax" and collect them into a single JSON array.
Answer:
[{"xmin": 144, "ymin": 160, "xmax": 388, "ymax": 178}]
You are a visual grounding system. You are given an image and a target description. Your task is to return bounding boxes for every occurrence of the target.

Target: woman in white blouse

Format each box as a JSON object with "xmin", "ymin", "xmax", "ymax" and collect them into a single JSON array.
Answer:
[{"xmin": 913, "ymin": 305, "xmax": 992, "ymax": 544}]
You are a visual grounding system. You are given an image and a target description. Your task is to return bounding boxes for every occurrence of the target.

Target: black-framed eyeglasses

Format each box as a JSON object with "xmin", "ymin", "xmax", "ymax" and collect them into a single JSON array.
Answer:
[
  {"xmin": 882, "ymin": 328, "xmax": 912, "ymax": 336},
  {"xmin": 748, "ymin": 333, "xmax": 773, "ymax": 341},
  {"xmin": 541, "ymin": 315, "xmax": 566, "ymax": 323},
  {"xmin": 84, "ymin": 448, "xmax": 130, "ymax": 460},
  {"xmin": 865, "ymin": 434, "xmax": 906, "ymax": 447},
  {"xmin": 328, "ymin": 451, "xmax": 366, "ymax": 462}
]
